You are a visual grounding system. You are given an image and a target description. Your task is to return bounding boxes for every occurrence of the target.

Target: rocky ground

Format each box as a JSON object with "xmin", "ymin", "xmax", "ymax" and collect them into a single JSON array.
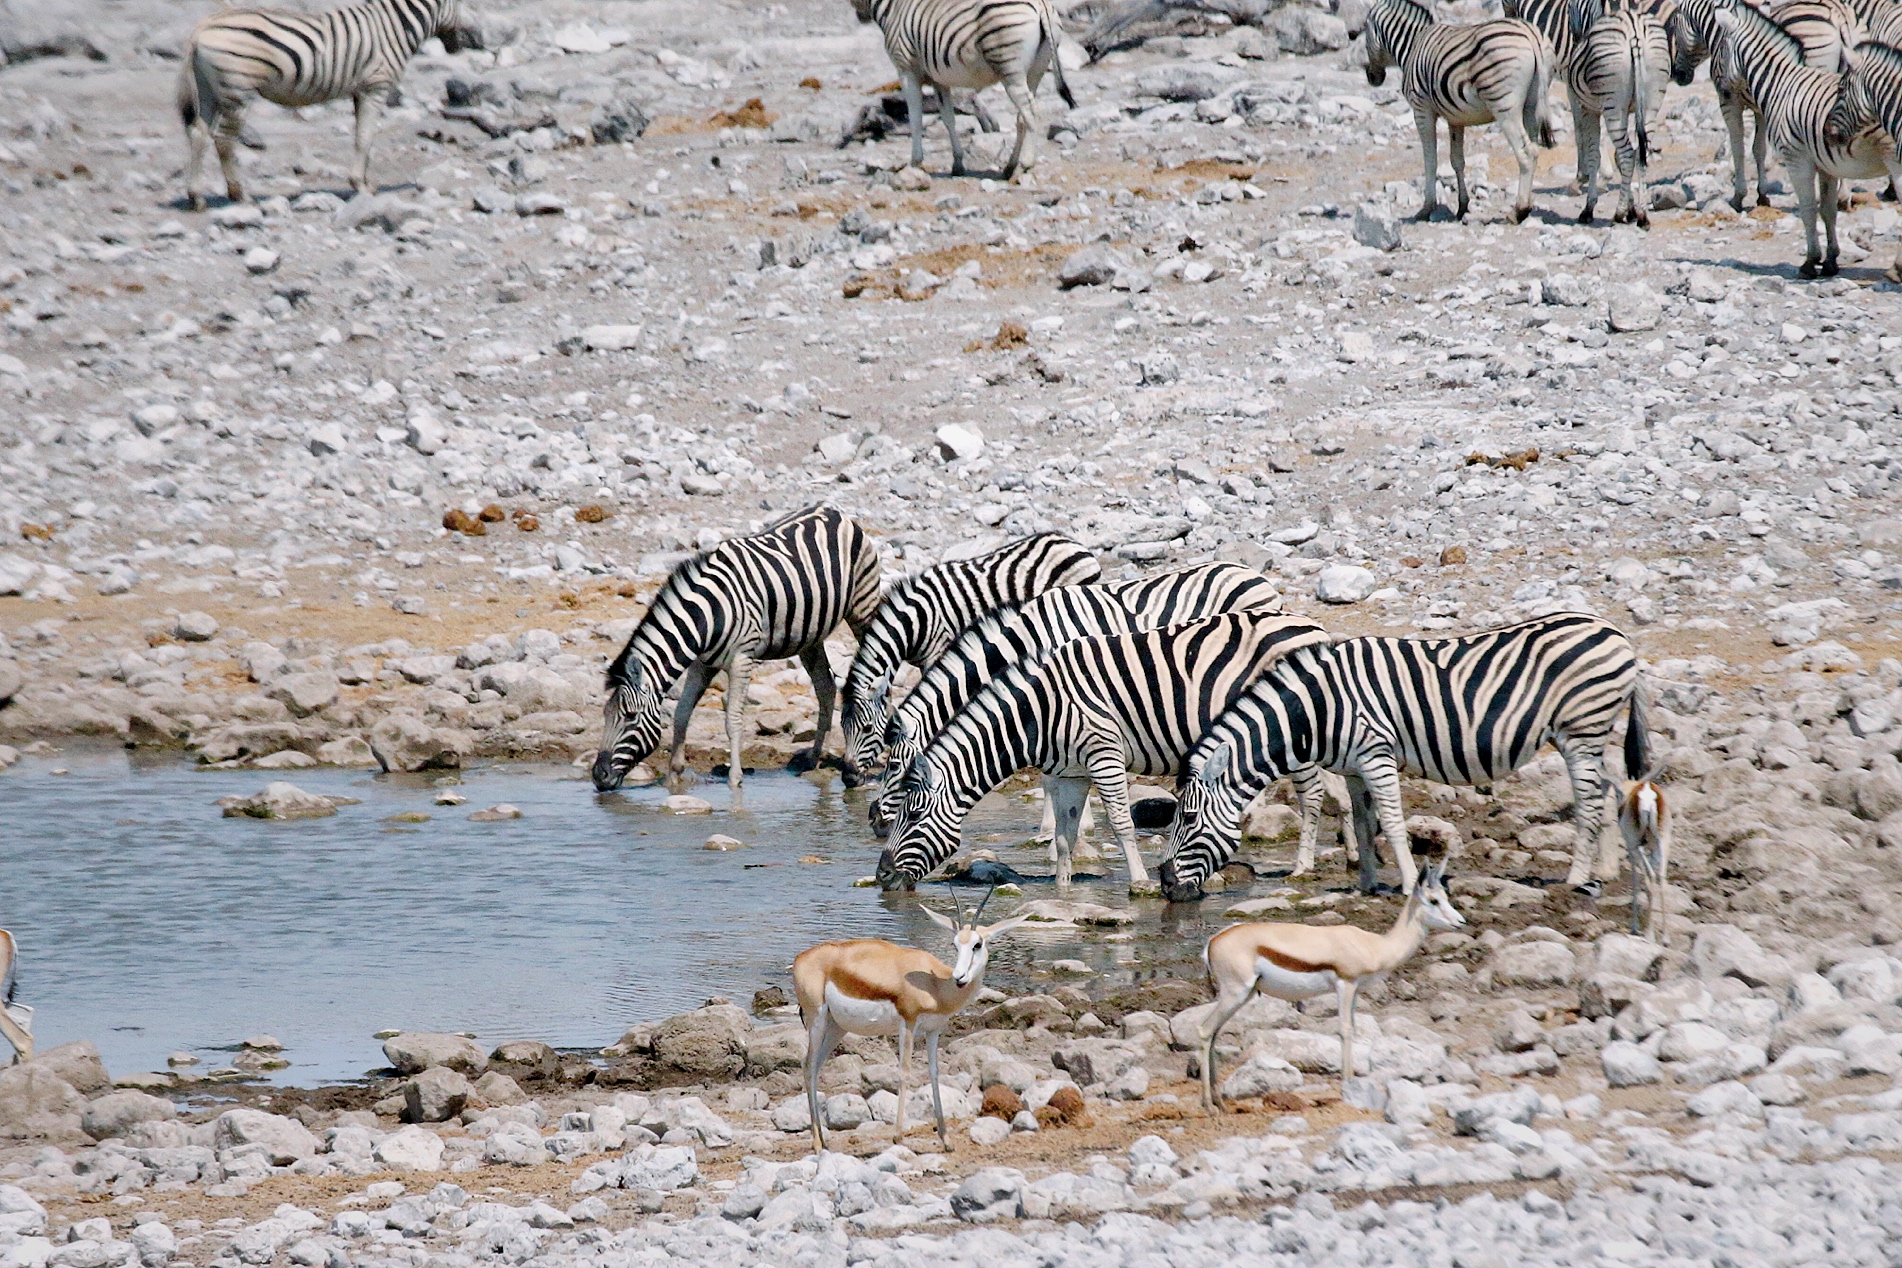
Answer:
[{"xmin": 6, "ymin": 0, "xmax": 1902, "ymax": 1260}]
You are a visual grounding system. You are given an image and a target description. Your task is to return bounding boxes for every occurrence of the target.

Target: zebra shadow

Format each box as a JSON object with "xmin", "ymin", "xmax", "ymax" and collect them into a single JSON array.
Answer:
[
  {"xmin": 163, "ymin": 181, "xmax": 418, "ymax": 213},
  {"xmin": 1668, "ymin": 253, "xmax": 1896, "ymax": 286}
]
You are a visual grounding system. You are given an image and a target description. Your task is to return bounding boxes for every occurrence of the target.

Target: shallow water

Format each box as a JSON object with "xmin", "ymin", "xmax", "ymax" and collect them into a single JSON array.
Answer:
[{"xmin": 0, "ymin": 748, "xmax": 1242, "ymax": 1084}]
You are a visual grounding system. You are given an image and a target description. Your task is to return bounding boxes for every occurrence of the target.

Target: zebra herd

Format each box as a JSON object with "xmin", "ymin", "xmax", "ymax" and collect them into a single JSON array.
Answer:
[
  {"xmin": 1349, "ymin": 0, "xmax": 1902, "ymax": 277},
  {"xmin": 591, "ymin": 507, "xmax": 1669, "ymax": 938}
]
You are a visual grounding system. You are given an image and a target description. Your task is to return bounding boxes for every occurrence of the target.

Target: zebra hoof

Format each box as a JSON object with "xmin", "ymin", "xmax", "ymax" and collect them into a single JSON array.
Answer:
[
  {"xmin": 1512, "ymin": 205, "xmax": 1531, "ymax": 224},
  {"xmin": 1822, "ymin": 257, "xmax": 1840, "ymax": 277},
  {"xmin": 785, "ymin": 750, "xmax": 821, "ymax": 775},
  {"xmin": 1577, "ymin": 209, "xmax": 1594, "ymax": 225},
  {"xmin": 1800, "ymin": 260, "xmax": 1820, "ymax": 279}
]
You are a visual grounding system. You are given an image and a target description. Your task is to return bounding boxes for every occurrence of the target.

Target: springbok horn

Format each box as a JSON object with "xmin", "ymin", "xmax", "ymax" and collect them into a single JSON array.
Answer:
[
  {"xmin": 949, "ymin": 882, "xmax": 964, "ymax": 928},
  {"xmin": 972, "ymin": 882, "xmax": 998, "ymax": 925}
]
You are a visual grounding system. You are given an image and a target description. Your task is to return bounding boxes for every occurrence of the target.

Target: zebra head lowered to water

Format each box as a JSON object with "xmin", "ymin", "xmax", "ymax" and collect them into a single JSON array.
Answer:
[
  {"xmin": 1159, "ymin": 614, "xmax": 1652, "ymax": 902},
  {"xmin": 591, "ymin": 506, "xmax": 882, "ymax": 794},
  {"xmin": 178, "ymin": 0, "xmax": 475, "ymax": 211}
]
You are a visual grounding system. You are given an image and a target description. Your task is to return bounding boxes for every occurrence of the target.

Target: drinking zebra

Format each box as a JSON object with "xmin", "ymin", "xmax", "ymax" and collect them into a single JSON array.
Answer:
[
  {"xmin": 1716, "ymin": 0, "xmax": 1902, "ymax": 277},
  {"xmin": 875, "ymin": 613, "xmax": 1332, "ymax": 892},
  {"xmin": 1349, "ymin": 0, "xmax": 1557, "ymax": 223},
  {"xmin": 1829, "ymin": 41, "xmax": 1902, "ymax": 276},
  {"xmin": 1158, "ymin": 613, "xmax": 1648, "ymax": 902},
  {"xmin": 850, "ymin": 0, "xmax": 1075, "ymax": 179},
  {"xmin": 592, "ymin": 506, "xmax": 882, "ymax": 794},
  {"xmin": 1572, "ymin": 6, "xmax": 1674, "ymax": 224},
  {"xmin": 179, "ymin": 0, "xmax": 474, "ymax": 210},
  {"xmin": 868, "ymin": 560, "xmax": 1285, "ymax": 839},
  {"xmin": 841, "ymin": 534, "xmax": 1100, "ymax": 787}
]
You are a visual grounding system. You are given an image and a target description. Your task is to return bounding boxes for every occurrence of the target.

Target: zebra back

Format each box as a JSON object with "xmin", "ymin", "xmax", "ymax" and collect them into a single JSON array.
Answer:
[
  {"xmin": 187, "ymin": 0, "xmax": 460, "ymax": 109},
  {"xmin": 879, "ymin": 612, "xmax": 1329, "ymax": 886},
  {"xmin": 1770, "ymin": 0, "xmax": 1866, "ymax": 68},
  {"xmin": 858, "ymin": 0, "xmax": 1067, "ymax": 84},
  {"xmin": 840, "ymin": 533, "xmax": 1099, "ymax": 776},
  {"xmin": 869, "ymin": 561, "xmax": 1280, "ymax": 830},
  {"xmin": 1841, "ymin": 39, "xmax": 1902, "ymax": 140},
  {"xmin": 1717, "ymin": 0, "xmax": 1877, "ymax": 159}
]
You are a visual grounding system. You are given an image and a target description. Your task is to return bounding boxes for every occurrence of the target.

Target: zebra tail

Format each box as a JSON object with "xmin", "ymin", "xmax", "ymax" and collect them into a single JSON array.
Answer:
[
  {"xmin": 1046, "ymin": 9, "xmax": 1077, "ymax": 109},
  {"xmin": 1631, "ymin": 30, "xmax": 1651, "ymax": 168},
  {"xmin": 1527, "ymin": 39, "xmax": 1556, "ymax": 148},
  {"xmin": 1624, "ymin": 676, "xmax": 1653, "ymax": 781},
  {"xmin": 189, "ymin": 42, "xmax": 221, "ymax": 134}
]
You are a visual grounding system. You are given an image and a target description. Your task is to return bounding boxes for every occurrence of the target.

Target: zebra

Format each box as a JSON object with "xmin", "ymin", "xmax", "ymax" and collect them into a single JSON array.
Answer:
[
  {"xmin": 592, "ymin": 506, "xmax": 882, "ymax": 794},
  {"xmin": 1716, "ymin": 0, "xmax": 1902, "ymax": 276},
  {"xmin": 1157, "ymin": 613, "xmax": 1649, "ymax": 903},
  {"xmin": 1572, "ymin": 6, "xmax": 1675, "ymax": 224},
  {"xmin": 1350, "ymin": 0, "xmax": 1558, "ymax": 223},
  {"xmin": 1830, "ymin": 40, "xmax": 1902, "ymax": 272},
  {"xmin": 178, "ymin": 0, "xmax": 475, "ymax": 211},
  {"xmin": 840, "ymin": 534, "xmax": 1100, "ymax": 787},
  {"xmin": 875, "ymin": 612, "xmax": 1333, "ymax": 892},
  {"xmin": 850, "ymin": 0, "xmax": 1076, "ymax": 179},
  {"xmin": 867, "ymin": 560, "xmax": 1285, "ymax": 839},
  {"xmin": 1673, "ymin": 0, "xmax": 1861, "ymax": 208}
]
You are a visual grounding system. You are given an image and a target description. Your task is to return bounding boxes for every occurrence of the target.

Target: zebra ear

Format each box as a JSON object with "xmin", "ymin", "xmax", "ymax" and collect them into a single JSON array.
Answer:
[{"xmin": 1199, "ymin": 741, "xmax": 1229, "ymax": 786}]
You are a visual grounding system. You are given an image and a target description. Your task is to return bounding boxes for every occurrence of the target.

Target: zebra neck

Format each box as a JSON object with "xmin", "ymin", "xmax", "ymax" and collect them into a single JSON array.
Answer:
[
  {"xmin": 370, "ymin": 0, "xmax": 447, "ymax": 56},
  {"xmin": 1378, "ymin": 6, "xmax": 1427, "ymax": 62},
  {"xmin": 939, "ymin": 715, "xmax": 1040, "ymax": 813}
]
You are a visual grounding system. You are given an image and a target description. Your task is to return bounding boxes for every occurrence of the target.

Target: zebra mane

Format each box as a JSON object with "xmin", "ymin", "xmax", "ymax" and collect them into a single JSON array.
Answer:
[
  {"xmin": 1381, "ymin": 0, "xmax": 1440, "ymax": 24},
  {"xmin": 1857, "ymin": 37, "xmax": 1902, "ymax": 70},
  {"xmin": 1717, "ymin": 0, "xmax": 1807, "ymax": 58},
  {"xmin": 603, "ymin": 548, "xmax": 716, "ymax": 689}
]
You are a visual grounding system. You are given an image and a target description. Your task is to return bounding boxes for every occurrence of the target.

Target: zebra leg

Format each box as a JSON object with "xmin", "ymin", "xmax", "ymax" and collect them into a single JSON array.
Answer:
[
  {"xmin": 936, "ymin": 83, "xmax": 965, "ymax": 178},
  {"xmin": 1448, "ymin": 124, "xmax": 1469, "ymax": 221},
  {"xmin": 1358, "ymin": 752, "xmax": 1416, "ymax": 895},
  {"xmin": 1791, "ymin": 160, "xmax": 1824, "ymax": 279},
  {"xmin": 901, "ymin": 72, "xmax": 928, "ymax": 171},
  {"xmin": 1494, "ymin": 107, "xmax": 1537, "ymax": 224},
  {"xmin": 1567, "ymin": 96, "xmax": 1592, "ymax": 199},
  {"xmin": 1000, "ymin": 74, "xmax": 1038, "ymax": 179},
  {"xmin": 723, "ymin": 655, "xmax": 754, "ymax": 792},
  {"xmin": 1084, "ymin": 748, "xmax": 1149, "ymax": 887},
  {"xmin": 1750, "ymin": 109, "xmax": 1770, "ymax": 209},
  {"xmin": 1047, "ymin": 775, "xmax": 1092, "ymax": 889},
  {"xmin": 350, "ymin": 89, "xmax": 386, "ymax": 196},
  {"xmin": 186, "ymin": 116, "xmax": 209, "ymax": 212},
  {"xmin": 1413, "ymin": 107, "xmax": 1441, "ymax": 221},
  {"xmin": 1578, "ymin": 106, "xmax": 1604, "ymax": 225},
  {"xmin": 790, "ymin": 643, "xmax": 836, "ymax": 775},
  {"xmin": 1819, "ymin": 174, "xmax": 1841, "ymax": 277},
  {"xmin": 1720, "ymin": 91, "xmax": 1748, "ymax": 211},
  {"xmin": 212, "ymin": 112, "xmax": 246, "ymax": 205},
  {"xmin": 1558, "ymin": 737, "xmax": 1611, "ymax": 891},
  {"xmin": 1290, "ymin": 764, "xmax": 1326, "ymax": 876},
  {"xmin": 668, "ymin": 660, "xmax": 715, "ymax": 786}
]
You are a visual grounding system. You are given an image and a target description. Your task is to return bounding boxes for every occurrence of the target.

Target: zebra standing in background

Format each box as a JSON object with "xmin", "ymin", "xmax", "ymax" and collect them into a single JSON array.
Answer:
[
  {"xmin": 1158, "ymin": 613, "xmax": 1648, "ymax": 903},
  {"xmin": 868, "ymin": 560, "xmax": 1285, "ymax": 838},
  {"xmin": 1829, "ymin": 41, "xmax": 1902, "ymax": 276},
  {"xmin": 875, "ymin": 613, "xmax": 1333, "ymax": 892},
  {"xmin": 841, "ymin": 534, "xmax": 1100, "ymax": 787},
  {"xmin": 1715, "ymin": 0, "xmax": 1901, "ymax": 276},
  {"xmin": 1349, "ymin": 0, "xmax": 1557, "ymax": 222},
  {"xmin": 1572, "ymin": 5, "xmax": 1675, "ymax": 224},
  {"xmin": 592, "ymin": 506, "xmax": 882, "ymax": 794},
  {"xmin": 178, "ymin": 0, "xmax": 474, "ymax": 211},
  {"xmin": 850, "ymin": 0, "xmax": 1075, "ymax": 179}
]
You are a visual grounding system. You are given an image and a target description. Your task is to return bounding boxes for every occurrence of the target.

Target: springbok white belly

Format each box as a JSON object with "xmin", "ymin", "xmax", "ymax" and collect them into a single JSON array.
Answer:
[
  {"xmin": 824, "ymin": 983, "xmax": 902, "ymax": 1037},
  {"xmin": 1253, "ymin": 955, "xmax": 1339, "ymax": 1001}
]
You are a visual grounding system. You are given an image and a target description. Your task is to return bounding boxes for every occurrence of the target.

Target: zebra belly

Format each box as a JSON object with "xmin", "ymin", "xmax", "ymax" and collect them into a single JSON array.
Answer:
[
  {"xmin": 916, "ymin": 61, "xmax": 1007, "ymax": 90},
  {"xmin": 1253, "ymin": 957, "xmax": 1338, "ymax": 1001},
  {"xmin": 824, "ymin": 984, "xmax": 903, "ymax": 1037}
]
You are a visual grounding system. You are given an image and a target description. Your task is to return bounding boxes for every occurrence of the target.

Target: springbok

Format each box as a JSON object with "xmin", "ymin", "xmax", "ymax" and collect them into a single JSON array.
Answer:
[
  {"xmin": 1199, "ymin": 860, "xmax": 1465, "ymax": 1110},
  {"xmin": 1618, "ymin": 775, "xmax": 1672, "ymax": 944},
  {"xmin": 0, "ymin": 931, "xmax": 32, "ymax": 1064},
  {"xmin": 792, "ymin": 888, "xmax": 1028, "ymax": 1152}
]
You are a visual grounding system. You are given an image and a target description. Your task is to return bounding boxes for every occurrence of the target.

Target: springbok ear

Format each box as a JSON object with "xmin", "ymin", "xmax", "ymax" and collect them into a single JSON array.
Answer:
[
  {"xmin": 921, "ymin": 905, "xmax": 958, "ymax": 931},
  {"xmin": 979, "ymin": 913, "xmax": 1031, "ymax": 938}
]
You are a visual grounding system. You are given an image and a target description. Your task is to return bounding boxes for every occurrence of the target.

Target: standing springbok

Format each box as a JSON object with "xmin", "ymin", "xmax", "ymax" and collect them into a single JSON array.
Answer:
[
  {"xmin": 1618, "ymin": 774, "xmax": 1672, "ymax": 943},
  {"xmin": 792, "ymin": 888, "xmax": 1028, "ymax": 1152},
  {"xmin": 0, "ymin": 931, "xmax": 32, "ymax": 1065},
  {"xmin": 1199, "ymin": 860, "xmax": 1466, "ymax": 1110}
]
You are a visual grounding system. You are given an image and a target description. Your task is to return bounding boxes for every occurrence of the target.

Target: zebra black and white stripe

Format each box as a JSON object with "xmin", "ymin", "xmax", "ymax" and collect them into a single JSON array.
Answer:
[
  {"xmin": 868, "ymin": 560, "xmax": 1284, "ymax": 837},
  {"xmin": 178, "ymin": 0, "xmax": 471, "ymax": 210},
  {"xmin": 1159, "ymin": 613, "xmax": 1648, "ymax": 902},
  {"xmin": 1715, "ymin": 0, "xmax": 1902, "ymax": 276},
  {"xmin": 1351, "ymin": 0, "xmax": 1557, "ymax": 222},
  {"xmin": 1571, "ymin": 5, "xmax": 1674, "ymax": 224},
  {"xmin": 850, "ymin": 0, "xmax": 1075, "ymax": 179},
  {"xmin": 1831, "ymin": 41, "xmax": 1902, "ymax": 278},
  {"xmin": 841, "ymin": 533, "xmax": 1100, "ymax": 785},
  {"xmin": 592, "ymin": 505, "xmax": 882, "ymax": 793},
  {"xmin": 874, "ymin": 612, "xmax": 1332, "ymax": 892}
]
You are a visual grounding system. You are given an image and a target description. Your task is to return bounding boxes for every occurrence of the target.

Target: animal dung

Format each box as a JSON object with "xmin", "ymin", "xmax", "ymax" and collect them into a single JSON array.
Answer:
[
  {"xmin": 477, "ymin": 504, "xmax": 506, "ymax": 522},
  {"xmin": 981, "ymin": 1085, "xmax": 1025, "ymax": 1121},
  {"xmin": 575, "ymin": 504, "xmax": 611, "ymax": 524},
  {"xmin": 1439, "ymin": 545, "xmax": 1468, "ymax": 566},
  {"xmin": 514, "ymin": 511, "xmax": 541, "ymax": 532},
  {"xmin": 443, "ymin": 508, "xmax": 486, "ymax": 536},
  {"xmin": 1035, "ymin": 1085, "xmax": 1088, "ymax": 1129}
]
